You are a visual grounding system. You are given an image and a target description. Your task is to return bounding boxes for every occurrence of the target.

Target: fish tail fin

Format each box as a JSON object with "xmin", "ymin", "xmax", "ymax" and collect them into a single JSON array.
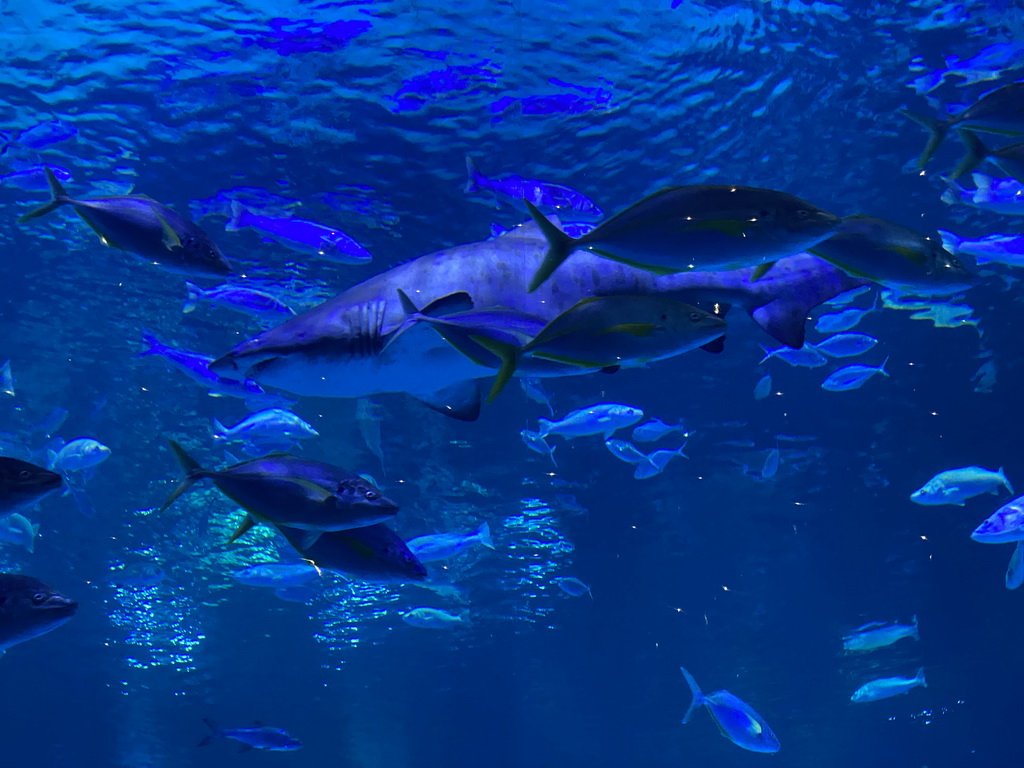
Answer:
[
  {"xmin": 679, "ymin": 666, "xmax": 704, "ymax": 724},
  {"xmin": 917, "ymin": 666, "xmax": 927, "ymax": 687},
  {"xmin": 937, "ymin": 229, "xmax": 961, "ymax": 254},
  {"xmin": 950, "ymin": 130, "xmax": 989, "ymax": 181},
  {"xmin": 525, "ymin": 200, "xmax": 577, "ymax": 292},
  {"xmin": 548, "ymin": 443, "xmax": 557, "ymax": 468},
  {"xmin": 137, "ymin": 329, "xmax": 164, "ymax": 357},
  {"xmin": 198, "ymin": 718, "xmax": 220, "ymax": 747},
  {"xmin": 464, "ymin": 155, "xmax": 483, "ymax": 193},
  {"xmin": 183, "ymin": 282, "xmax": 201, "ymax": 313},
  {"xmin": 911, "ymin": 614, "xmax": 920, "ymax": 641},
  {"xmin": 226, "ymin": 200, "xmax": 245, "ymax": 232},
  {"xmin": 898, "ymin": 108, "xmax": 948, "ymax": 169},
  {"xmin": 757, "ymin": 344, "xmax": 775, "ymax": 365},
  {"xmin": 537, "ymin": 418, "xmax": 553, "ymax": 439},
  {"xmin": 972, "ymin": 172, "xmax": 993, "ymax": 196},
  {"xmin": 474, "ymin": 521, "xmax": 495, "ymax": 550},
  {"xmin": 160, "ymin": 440, "xmax": 205, "ymax": 513},
  {"xmin": 999, "ymin": 466, "xmax": 1014, "ymax": 495},
  {"xmin": 469, "ymin": 334, "xmax": 519, "ymax": 403},
  {"xmin": 878, "ymin": 356, "xmax": 890, "ymax": 377},
  {"xmin": 211, "ymin": 418, "xmax": 228, "ymax": 441},
  {"xmin": 16, "ymin": 166, "xmax": 73, "ymax": 223}
]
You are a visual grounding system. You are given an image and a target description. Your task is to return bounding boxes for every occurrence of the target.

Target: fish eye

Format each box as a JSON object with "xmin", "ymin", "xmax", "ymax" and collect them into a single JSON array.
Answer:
[
  {"xmin": 31, "ymin": 592, "xmax": 48, "ymax": 605},
  {"xmin": 18, "ymin": 470, "xmax": 31, "ymax": 480},
  {"xmin": 364, "ymin": 490, "xmax": 378, "ymax": 500},
  {"xmin": 688, "ymin": 312, "xmax": 702, "ymax": 322},
  {"xmin": 796, "ymin": 209, "xmax": 810, "ymax": 219}
]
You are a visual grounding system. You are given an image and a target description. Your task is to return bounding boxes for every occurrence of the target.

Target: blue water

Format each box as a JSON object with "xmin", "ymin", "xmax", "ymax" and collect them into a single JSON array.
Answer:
[{"xmin": 1, "ymin": 0, "xmax": 1023, "ymax": 765}]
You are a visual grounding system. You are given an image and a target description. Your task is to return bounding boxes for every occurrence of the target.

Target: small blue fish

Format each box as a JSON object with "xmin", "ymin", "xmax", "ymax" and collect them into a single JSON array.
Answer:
[
  {"xmin": 554, "ymin": 576, "xmax": 592, "ymax": 598},
  {"xmin": 231, "ymin": 562, "xmax": 320, "ymax": 588},
  {"xmin": 465, "ymin": 156, "xmax": 603, "ymax": 218},
  {"xmin": 407, "ymin": 521, "xmax": 494, "ymax": 562},
  {"xmin": 1007, "ymin": 541, "xmax": 1024, "ymax": 589},
  {"xmin": 227, "ymin": 201, "xmax": 371, "ymax": 264},
  {"xmin": 520, "ymin": 378, "xmax": 554, "ymax": 416},
  {"xmin": 850, "ymin": 668, "xmax": 927, "ymax": 703},
  {"xmin": 199, "ymin": 719, "xmax": 302, "ymax": 752},
  {"xmin": 814, "ymin": 333, "xmax": 878, "ymax": 358},
  {"xmin": 521, "ymin": 429, "xmax": 557, "ymax": 466},
  {"xmin": 632, "ymin": 418, "xmax": 688, "ymax": 443},
  {"xmin": 634, "ymin": 448, "xmax": 686, "ymax": 480},
  {"xmin": 0, "ymin": 165, "xmax": 73, "ymax": 191},
  {"xmin": 3, "ymin": 119, "xmax": 78, "ymax": 151},
  {"xmin": 753, "ymin": 373, "xmax": 772, "ymax": 400},
  {"xmin": 212, "ymin": 408, "xmax": 318, "ymax": 444},
  {"xmin": 940, "ymin": 229, "xmax": 1024, "ymax": 268},
  {"xmin": 814, "ymin": 306, "xmax": 873, "ymax": 334},
  {"xmin": 605, "ymin": 438, "xmax": 648, "ymax": 464},
  {"xmin": 401, "ymin": 607, "xmax": 468, "ymax": 629},
  {"xmin": 972, "ymin": 495, "xmax": 1024, "ymax": 543},
  {"xmin": 942, "ymin": 173, "xmax": 1024, "ymax": 217},
  {"xmin": 184, "ymin": 282, "xmax": 295, "ymax": 323},
  {"xmin": 914, "ymin": 466, "xmax": 1013, "ymax": 507},
  {"xmin": 761, "ymin": 448, "xmax": 780, "ymax": 479},
  {"xmin": 821, "ymin": 358, "xmax": 889, "ymax": 391},
  {"xmin": 539, "ymin": 404, "xmax": 643, "ymax": 441},
  {"xmin": 0, "ymin": 513, "xmax": 39, "ymax": 553},
  {"xmin": 679, "ymin": 666, "xmax": 780, "ymax": 753},
  {"xmin": 843, "ymin": 616, "xmax": 919, "ymax": 652},
  {"xmin": 49, "ymin": 438, "xmax": 111, "ymax": 473},
  {"xmin": 758, "ymin": 344, "xmax": 828, "ymax": 368}
]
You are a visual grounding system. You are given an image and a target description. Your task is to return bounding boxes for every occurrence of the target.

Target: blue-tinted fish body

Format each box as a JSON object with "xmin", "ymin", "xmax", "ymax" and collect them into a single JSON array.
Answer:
[
  {"xmin": 407, "ymin": 521, "xmax": 494, "ymax": 562},
  {"xmin": 554, "ymin": 576, "xmax": 592, "ymax": 597},
  {"xmin": 184, "ymin": 282, "xmax": 295, "ymax": 322},
  {"xmin": 821, "ymin": 357, "xmax": 889, "ymax": 392},
  {"xmin": 912, "ymin": 466, "xmax": 1013, "ymax": 506},
  {"xmin": 759, "ymin": 343, "xmax": 828, "ymax": 368},
  {"xmin": 520, "ymin": 378, "xmax": 554, "ymax": 415},
  {"xmin": 942, "ymin": 173, "xmax": 1024, "ymax": 216},
  {"xmin": 209, "ymin": 223, "xmax": 868, "ymax": 406},
  {"xmin": 0, "ymin": 513, "xmax": 39, "ymax": 553},
  {"xmin": 753, "ymin": 373, "xmax": 772, "ymax": 400},
  {"xmin": 850, "ymin": 668, "xmax": 927, "ymax": 703},
  {"xmin": 17, "ymin": 168, "xmax": 232, "ymax": 279},
  {"xmin": 814, "ymin": 306, "xmax": 871, "ymax": 333},
  {"xmin": 4, "ymin": 119, "xmax": 77, "ymax": 150},
  {"xmin": 231, "ymin": 562, "xmax": 320, "ymax": 588},
  {"xmin": 465, "ymin": 156, "xmax": 602, "ymax": 219},
  {"xmin": 138, "ymin": 330, "xmax": 287, "ymax": 406},
  {"xmin": 401, "ymin": 607, "xmax": 467, "ymax": 628},
  {"xmin": 1006, "ymin": 541, "xmax": 1024, "ymax": 589},
  {"xmin": 814, "ymin": 333, "xmax": 878, "ymax": 358},
  {"xmin": 940, "ymin": 229, "xmax": 1024, "ymax": 267},
  {"xmin": 811, "ymin": 216, "xmax": 974, "ymax": 296},
  {"xmin": 632, "ymin": 418, "xmax": 688, "ymax": 443},
  {"xmin": 761, "ymin": 448, "xmax": 780, "ymax": 479},
  {"xmin": 526, "ymin": 185, "xmax": 839, "ymax": 290},
  {"xmin": 679, "ymin": 666, "xmax": 780, "ymax": 753},
  {"xmin": 276, "ymin": 523, "xmax": 426, "ymax": 583},
  {"xmin": 212, "ymin": 408, "xmax": 318, "ymax": 444},
  {"xmin": 49, "ymin": 438, "xmax": 111, "ymax": 473},
  {"xmin": 199, "ymin": 719, "xmax": 302, "ymax": 752},
  {"xmin": 973, "ymin": 496, "xmax": 1024, "ymax": 543},
  {"xmin": 227, "ymin": 201, "xmax": 371, "ymax": 264},
  {"xmin": 634, "ymin": 446, "xmax": 687, "ymax": 480},
  {"xmin": 843, "ymin": 615, "xmax": 919, "ymax": 651},
  {"xmin": 605, "ymin": 438, "xmax": 647, "ymax": 464},
  {"xmin": 0, "ymin": 165, "xmax": 72, "ymax": 191},
  {"xmin": 539, "ymin": 403, "xmax": 643, "ymax": 440},
  {"xmin": 521, "ymin": 429, "xmax": 557, "ymax": 465}
]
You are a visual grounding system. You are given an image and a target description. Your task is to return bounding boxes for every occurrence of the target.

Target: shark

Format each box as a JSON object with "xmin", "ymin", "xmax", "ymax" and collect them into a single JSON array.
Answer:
[{"xmin": 210, "ymin": 219, "xmax": 869, "ymax": 419}]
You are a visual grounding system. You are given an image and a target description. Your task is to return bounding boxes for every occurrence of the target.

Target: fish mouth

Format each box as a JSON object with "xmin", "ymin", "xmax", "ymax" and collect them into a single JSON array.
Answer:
[{"xmin": 39, "ymin": 594, "xmax": 78, "ymax": 616}]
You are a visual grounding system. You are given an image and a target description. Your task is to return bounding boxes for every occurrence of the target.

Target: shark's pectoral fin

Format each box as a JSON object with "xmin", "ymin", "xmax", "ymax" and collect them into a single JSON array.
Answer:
[
  {"xmin": 751, "ymin": 300, "xmax": 807, "ymax": 349},
  {"xmin": 409, "ymin": 380, "xmax": 482, "ymax": 421}
]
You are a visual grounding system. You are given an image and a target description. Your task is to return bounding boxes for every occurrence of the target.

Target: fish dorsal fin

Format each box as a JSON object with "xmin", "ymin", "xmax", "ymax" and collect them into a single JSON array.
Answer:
[
  {"xmin": 227, "ymin": 514, "xmax": 257, "ymax": 544},
  {"xmin": 498, "ymin": 216, "xmax": 565, "ymax": 241},
  {"xmin": 155, "ymin": 211, "xmax": 182, "ymax": 250}
]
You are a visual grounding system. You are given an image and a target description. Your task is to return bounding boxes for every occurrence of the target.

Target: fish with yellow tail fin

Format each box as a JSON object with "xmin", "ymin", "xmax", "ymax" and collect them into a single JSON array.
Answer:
[
  {"xmin": 524, "ymin": 185, "xmax": 840, "ymax": 291},
  {"xmin": 17, "ymin": 167, "xmax": 231, "ymax": 279},
  {"xmin": 159, "ymin": 441, "xmax": 398, "ymax": 546}
]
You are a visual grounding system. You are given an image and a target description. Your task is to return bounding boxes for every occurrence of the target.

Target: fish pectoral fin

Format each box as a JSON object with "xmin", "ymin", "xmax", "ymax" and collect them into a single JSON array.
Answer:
[
  {"xmin": 700, "ymin": 336, "xmax": 726, "ymax": 354},
  {"xmin": 227, "ymin": 514, "xmax": 257, "ymax": 544},
  {"xmin": 73, "ymin": 209, "xmax": 126, "ymax": 250},
  {"xmin": 408, "ymin": 380, "xmax": 482, "ymax": 422},
  {"xmin": 155, "ymin": 212, "xmax": 182, "ymax": 250},
  {"xmin": 750, "ymin": 261, "xmax": 776, "ymax": 281},
  {"xmin": 299, "ymin": 530, "xmax": 323, "ymax": 550}
]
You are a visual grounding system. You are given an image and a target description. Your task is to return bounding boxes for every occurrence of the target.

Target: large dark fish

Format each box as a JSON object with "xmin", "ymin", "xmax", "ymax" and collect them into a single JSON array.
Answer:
[
  {"xmin": 160, "ymin": 441, "xmax": 398, "ymax": 546},
  {"xmin": 0, "ymin": 457, "xmax": 63, "ymax": 519},
  {"xmin": 0, "ymin": 573, "xmax": 77, "ymax": 654},
  {"xmin": 276, "ymin": 523, "xmax": 428, "ymax": 583},
  {"xmin": 209, "ymin": 219, "xmax": 868, "ymax": 419},
  {"xmin": 18, "ymin": 167, "xmax": 232, "ymax": 279}
]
